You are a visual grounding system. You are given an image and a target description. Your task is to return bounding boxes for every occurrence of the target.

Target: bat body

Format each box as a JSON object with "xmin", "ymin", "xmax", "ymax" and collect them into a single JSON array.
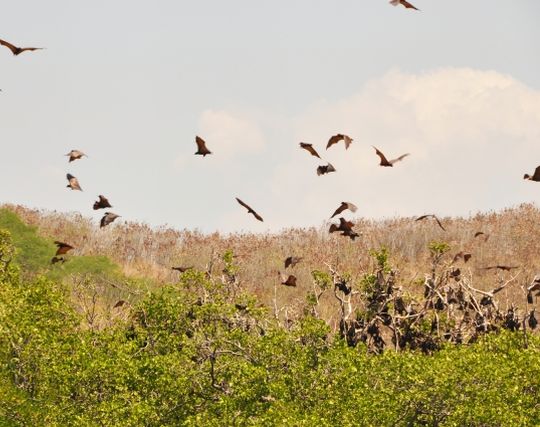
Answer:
[
  {"xmin": 330, "ymin": 202, "xmax": 357, "ymax": 219},
  {"xmin": 66, "ymin": 174, "xmax": 82, "ymax": 191},
  {"xmin": 317, "ymin": 163, "xmax": 336, "ymax": 176},
  {"xmin": 284, "ymin": 256, "xmax": 302, "ymax": 269},
  {"xmin": 0, "ymin": 39, "xmax": 44, "ymax": 55},
  {"xmin": 236, "ymin": 197, "xmax": 264, "ymax": 222},
  {"xmin": 326, "ymin": 134, "xmax": 353, "ymax": 150},
  {"xmin": 415, "ymin": 214, "xmax": 446, "ymax": 231},
  {"xmin": 389, "ymin": 0, "xmax": 419, "ymax": 10},
  {"xmin": 195, "ymin": 136, "xmax": 212, "ymax": 156},
  {"xmin": 100, "ymin": 212, "xmax": 120, "ymax": 228},
  {"xmin": 372, "ymin": 146, "xmax": 410, "ymax": 167},
  {"xmin": 524, "ymin": 166, "xmax": 540, "ymax": 181},
  {"xmin": 93, "ymin": 195, "xmax": 112, "ymax": 210},
  {"xmin": 66, "ymin": 150, "xmax": 86, "ymax": 162},
  {"xmin": 299, "ymin": 142, "xmax": 321, "ymax": 159},
  {"xmin": 54, "ymin": 240, "xmax": 74, "ymax": 256}
]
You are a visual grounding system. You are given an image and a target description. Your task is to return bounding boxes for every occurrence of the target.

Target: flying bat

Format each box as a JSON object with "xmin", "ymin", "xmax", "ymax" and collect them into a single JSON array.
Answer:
[
  {"xmin": 236, "ymin": 197, "xmax": 263, "ymax": 222},
  {"xmin": 415, "ymin": 214, "xmax": 446, "ymax": 231},
  {"xmin": 284, "ymin": 256, "xmax": 302, "ymax": 269},
  {"xmin": 279, "ymin": 272, "xmax": 297, "ymax": 287},
  {"xmin": 299, "ymin": 143, "xmax": 321, "ymax": 159},
  {"xmin": 329, "ymin": 217, "xmax": 359, "ymax": 240},
  {"xmin": 66, "ymin": 174, "xmax": 82, "ymax": 191},
  {"xmin": 100, "ymin": 212, "xmax": 120, "ymax": 228},
  {"xmin": 524, "ymin": 166, "xmax": 540, "ymax": 182},
  {"xmin": 452, "ymin": 251, "xmax": 472, "ymax": 264},
  {"xmin": 372, "ymin": 146, "xmax": 410, "ymax": 167},
  {"xmin": 326, "ymin": 134, "xmax": 353, "ymax": 150},
  {"xmin": 0, "ymin": 39, "xmax": 44, "ymax": 56},
  {"xmin": 330, "ymin": 202, "xmax": 357, "ymax": 219},
  {"xmin": 317, "ymin": 163, "xmax": 336, "ymax": 176},
  {"xmin": 195, "ymin": 136, "xmax": 212, "ymax": 156},
  {"xmin": 66, "ymin": 150, "xmax": 86, "ymax": 162},
  {"xmin": 54, "ymin": 241, "xmax": 74, "ymax": 256},
  {"xmin": 389, "ymin": 0, "xmax": 419, "ymax": 11},
  {"xmin": 93, "ymin": 195, "xmax": 112, "ymax": 210}
]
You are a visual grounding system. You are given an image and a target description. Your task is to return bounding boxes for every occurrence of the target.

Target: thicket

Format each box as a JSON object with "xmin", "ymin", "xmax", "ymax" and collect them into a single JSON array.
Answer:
[{"xmin": 1, "ymin": 227, "xmax": 540, "ymax": 426}]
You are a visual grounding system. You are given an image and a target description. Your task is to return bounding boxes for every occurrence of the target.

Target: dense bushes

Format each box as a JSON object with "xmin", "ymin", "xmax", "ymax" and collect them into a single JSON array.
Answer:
[{"xmin": 1, "ymin": 229, "xmax": 540, "ymax": 426}]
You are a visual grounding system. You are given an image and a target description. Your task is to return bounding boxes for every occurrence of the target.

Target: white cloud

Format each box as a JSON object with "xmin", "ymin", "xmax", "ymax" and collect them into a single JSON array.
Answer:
[{"xmin": 268, "ymin": 68, "xmax": 540, "ymax": 229}]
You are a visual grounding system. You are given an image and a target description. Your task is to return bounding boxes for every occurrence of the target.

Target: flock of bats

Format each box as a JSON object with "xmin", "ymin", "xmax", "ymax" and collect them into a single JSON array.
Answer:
[{"xmin": 3, "ymin": 0, "xmax": 540, "ymax": 292}]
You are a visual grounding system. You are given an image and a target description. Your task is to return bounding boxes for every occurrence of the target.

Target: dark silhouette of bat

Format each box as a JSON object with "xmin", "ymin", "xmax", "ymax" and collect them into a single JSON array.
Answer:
[
  {"xmin": 528, "ymin": 310, "xmax": 538, "ymax": 330},
  {"xmin": 172, "ymin": 266, "xmax": 194, "ymax": 273},
  {"xmin": 415, "ymin": 214, "xmax": 446, "ymax": 231},
  {"xmin": 195, "ymin": 136, "xmax": 212, "ymax": 156},
  {"xmin": 100, "ymin": 212, "xmax": 120, "ymax": 228},
  {"xmin": 284, "ymin": 256, "xmax": 302, "ymax": 269},
  {"xmin": 452, "ymin": 251, "xmax": 472, "ymax": 263},
  {"xmin": 279, "ymin": 272, "xmax": 297, "ymax": 287},
  {"xmin": 326, "ymin": 134, "xmax": 353, "ymax": 150},
  {"xmin": 524, "ymin": 166, "xmax": 540, "ymax": 182},
  {"xmin": 50, "ymin": 256, "xmax": 66, "ymax": 264},
  {"xmin": 482, "ymin": 265, "xmax": 519, "ymax": 271},
  {"xmin": 66, "ymin": 150, "xmax": 86, "ymax": 162},
  {"xmin": 236, "ymin": 197, "xmax": 263, "ymax": 222},
  {"xmin": 113, "ymin": 300, "xmax": 128, "ymax": 309},
  {"xmin": 93, "ymin": 195, "xmax": 112, "ymax": 210},
  {"xmin": 372, "ymin": 146, "xmax": 410, "ymax": 167},
  {"xmin": 329, "ymin": 217, "xmax": 359, "ymax": 240},
  {"xmin": 299, "ymin": 143, "xmax": 321, "ymax": 159},
  {"xmin": 389, "ymin": 0, "xmax": 419, "ymax": 10},
  {"xmin": 317, "ymin": 163, "xmax": 336, "ymax": 176},
  {"xmin": 330, "ymin": 202, "xmax": 358, "ymax": 219},
  {"xmin": 54, "ymin": 241, "xmax": 74, "ymax": 256},
  {"xmin": 0, "ymin": 39, "xmax": 44, "ymax": 56},
  {"xmin": 66, "ymin": 174, "xmax": 82, "ymax": 191}
]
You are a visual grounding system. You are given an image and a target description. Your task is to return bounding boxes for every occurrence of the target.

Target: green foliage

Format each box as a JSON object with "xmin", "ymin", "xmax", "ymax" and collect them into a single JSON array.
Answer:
[
  {"xmin": 1, "ymin": 227, "xmax": 540, "ymax": 425},
  {"xmin": 0, "ymin": 209, "xmax": 55, "ymax": 273},
  {"xmin": 428, "ymin": 240, "xmax": 451, "ymax": 257},
  {"xmin": 369, "ymin": 246, "xmax": 391, "ymax": 273},
  {"xmin": 311, "ymin": 269, "xmax": 332, "ymax": 290}
]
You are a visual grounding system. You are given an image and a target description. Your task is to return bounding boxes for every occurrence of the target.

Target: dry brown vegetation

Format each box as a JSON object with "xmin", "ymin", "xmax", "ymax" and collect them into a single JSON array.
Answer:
[{"xmin": 4, "ymin": 202, "xmax": 540, "ymax": 330}]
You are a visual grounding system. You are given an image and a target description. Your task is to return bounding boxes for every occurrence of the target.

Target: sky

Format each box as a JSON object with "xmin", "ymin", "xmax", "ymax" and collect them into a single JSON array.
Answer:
[{"xmin": 1, "ymin": 0, "xmax": 540, "ymax": 233}]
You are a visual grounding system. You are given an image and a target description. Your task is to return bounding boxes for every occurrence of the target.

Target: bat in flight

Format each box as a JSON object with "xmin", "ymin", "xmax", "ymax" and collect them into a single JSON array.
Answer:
[
  {"xmin": 326, "ymin": 134, "xmax": 353, "ymax": 150},
  {"xmin": 195, "ymin": 136, "xmax": 212, "ymax": 156},
  {"xmin": 299, "ymin": 143, "xmax": 321, "ymax": 159},
  {"xmin": 389, "ymin": 0, "xmax": 419, "ymax": 11},
  {"xmin": 279, "ymin": 272, "xmax": 297, "ymax": 287},
  {"xmin": 66, "ymin": 150, "xmax": 86, "ymax": 162},
  {"xmin": 54, "ymin": 241, "xmax": 74, "ymax": 256},
  {"xmin": 372, "ymin": 146, "xmax": 410, "ymax": 167},
  {"xmin": 317, "ymin": 163, "xmax": 336, "ymax": 176},
  {"xmin": 100, "ymin": 212, "xmax": 120, "ymax": 228},
  {"xmin": 284, "ymin": 256, "xmax": 302, "ymax": 269},
  {"xmin": 415, "ymin": 214, "xmax": 446, "ymax": 231},
  {"xmin": 66, "ymin": 174, "xmax": 82, "ymax": 191},
  {"xmin": 93, "ymin": 195, "xmax": 112, "ymax": 210},
  {"xmin": 0, "ymin": 38, "xmax": 44, "ymax": 56},
  {"xmin": 330, "ymin": 202, "xmax": 357, "ymax": 219},
  {"xmin": 236, "ymin": 197, "xmax": 264, "ymax": 222},
  {"xmin": 524, "ymin": 166, "xmax": 540, "ymax": 182}
]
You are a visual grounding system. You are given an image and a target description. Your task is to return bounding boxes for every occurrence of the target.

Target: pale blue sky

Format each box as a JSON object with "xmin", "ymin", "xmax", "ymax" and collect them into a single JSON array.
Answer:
[{"xmin": 1, "ymin": 1, "xmax": 540, "ymax": 232}]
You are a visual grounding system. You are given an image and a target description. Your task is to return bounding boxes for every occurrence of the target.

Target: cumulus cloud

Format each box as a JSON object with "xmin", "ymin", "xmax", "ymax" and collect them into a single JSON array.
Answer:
[
  {"xmin": 268, "ymin": 68, "xmax": 540, "ymax": 230},
  {"xmin": 198, "ymin": 109, "xmax": 265, "ymax": 157}
]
